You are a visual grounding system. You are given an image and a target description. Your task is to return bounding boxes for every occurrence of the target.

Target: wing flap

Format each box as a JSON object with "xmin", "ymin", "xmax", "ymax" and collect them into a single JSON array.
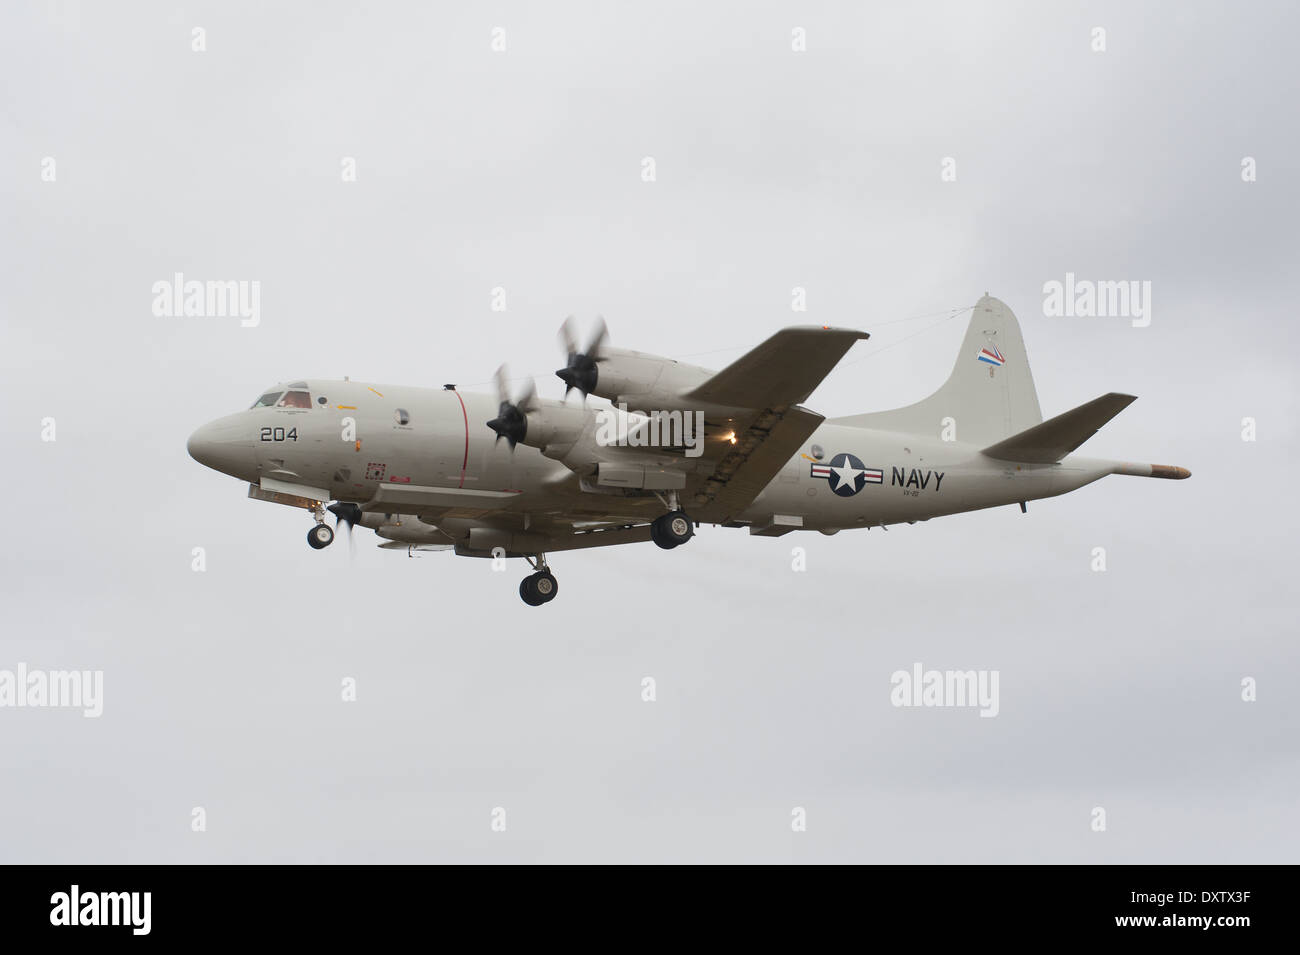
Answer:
[{"xmin": 691, "ymin": 406, "xmax": 824, "ymax": 523}]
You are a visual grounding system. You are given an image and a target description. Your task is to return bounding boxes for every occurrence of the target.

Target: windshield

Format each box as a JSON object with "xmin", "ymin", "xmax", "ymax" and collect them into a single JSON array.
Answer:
[
  {"xmin": 276, "ymin": 390, "xmax": 311, "ymax": 409},
  {"xmin": 251, "ymin": 391, "xmax": 283, "ymax": 408}
]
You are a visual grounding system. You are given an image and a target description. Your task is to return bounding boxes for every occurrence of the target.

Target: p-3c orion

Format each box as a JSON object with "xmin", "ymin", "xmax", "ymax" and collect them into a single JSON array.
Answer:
[{"xmin": 187, "ymin": 295, "xmax": 1190, "ymax": 605}]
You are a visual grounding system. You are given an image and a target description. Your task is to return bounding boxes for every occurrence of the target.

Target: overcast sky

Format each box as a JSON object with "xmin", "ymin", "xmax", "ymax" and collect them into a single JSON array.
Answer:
[{"xmin": 2, "ymin": 0, "xmax": 1297, "ymax": 862}]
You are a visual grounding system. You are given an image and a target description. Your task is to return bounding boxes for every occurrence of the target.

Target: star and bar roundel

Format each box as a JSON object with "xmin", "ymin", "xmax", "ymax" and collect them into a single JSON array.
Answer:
[{"xmin": 809, "ymin": 452, "xmax": 883, "ymax": 497}]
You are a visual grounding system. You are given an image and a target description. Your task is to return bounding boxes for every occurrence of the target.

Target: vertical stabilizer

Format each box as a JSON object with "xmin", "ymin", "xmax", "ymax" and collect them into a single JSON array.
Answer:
[{"xmin": 833, "ymin": 295, "xmax": 1043, "ymax": 446}]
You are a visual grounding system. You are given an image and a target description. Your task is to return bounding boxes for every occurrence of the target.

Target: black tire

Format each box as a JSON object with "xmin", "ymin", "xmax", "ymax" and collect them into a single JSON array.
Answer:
[
  {"xmin": 653, "ymin": 510, "xmax": 693, "ymax": 548},
  {"xmin": 519, "ymin": 575, "xmax": 544, "ymax": 606},
  {"xmin": 307, "ymin": 524, "xmax": 334, "ymax": 549},
  {"xmin": 650, "ymin": 521, "xmax": 678, "ymax": 550}
]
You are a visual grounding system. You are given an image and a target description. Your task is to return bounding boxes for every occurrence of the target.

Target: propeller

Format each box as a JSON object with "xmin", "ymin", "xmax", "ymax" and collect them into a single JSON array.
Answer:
[
  {"xmin": 328, "ymin": 502, "xmax": 362, "ymax": 557},
  {"xmin": 328, "ymin": 502, "xmax": 362, "ymax": 539},
  {"xmin": 328, "ymin": 502, "xmax": 362, "ymax": 528},
  {"xmin": 555, "ymin": 315, "xmax": 608, "ymax": 398},
  {"xmin": 486, "ymin": 364, "xmax": 537, "ymax": 448}
]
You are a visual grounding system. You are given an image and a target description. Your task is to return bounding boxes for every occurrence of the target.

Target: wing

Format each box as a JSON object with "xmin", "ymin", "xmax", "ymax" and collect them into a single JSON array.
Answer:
[
  {"xmin": 358, "ymin": 475, "xmax": 665, "ymax": 555},
  {"xmin": 682, "ymin": 326, "xmax": 867, "ymax": 522},
  {"xmin": 359, "ymin": 483, "xmax": 523, "ymax": 520},
  {"xmin": 454, "ymin": 517, "xmax": 656, "ymax": 556},
  {"xmin": 684, "ymin": 326, "xmax": 868, "ymax": 407}
]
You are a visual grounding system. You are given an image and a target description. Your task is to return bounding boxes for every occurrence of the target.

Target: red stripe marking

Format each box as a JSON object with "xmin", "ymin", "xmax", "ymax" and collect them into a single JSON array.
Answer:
[{"xmin": 452, "ymin": 389, "xmax": 469, "ymax": 488}]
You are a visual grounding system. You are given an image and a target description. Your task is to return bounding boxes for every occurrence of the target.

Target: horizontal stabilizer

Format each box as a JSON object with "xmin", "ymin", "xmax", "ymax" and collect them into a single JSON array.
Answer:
[
  {"xmin": 981, "ymin": 393, "xmax": 1136, "ymax": 464},
  {"xmin": 686, "ymin": 326, "xmax": 868, "ymax": 408}
]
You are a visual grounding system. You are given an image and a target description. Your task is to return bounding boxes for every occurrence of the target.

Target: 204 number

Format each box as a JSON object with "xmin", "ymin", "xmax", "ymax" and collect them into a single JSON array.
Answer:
[{"xmin": 260, "ymin": 427, "xmax": 298, "ymax": 442}]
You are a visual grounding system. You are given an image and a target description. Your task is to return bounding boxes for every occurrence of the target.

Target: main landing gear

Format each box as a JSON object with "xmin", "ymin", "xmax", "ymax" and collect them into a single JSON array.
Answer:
[
  {"xmin": 307, "ymin": 502, "xmax": 335, "ymax": 550},
  {"xmin": 650, "ymin": 492, "xmax": 695, "ymax": 550},
  {"xmin": 651, "ymin": 510, "xmax": 694, "ymax": 549},
  {"xmin": 519, "ymin": 554, "xmax": 558, "ymax": 607}
]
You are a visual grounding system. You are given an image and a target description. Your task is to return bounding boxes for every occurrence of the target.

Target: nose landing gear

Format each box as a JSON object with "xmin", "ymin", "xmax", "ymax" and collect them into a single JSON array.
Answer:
[
  {"xmin": 307, "ymin": 502, "xmax": 335, "ymax": 549},
  {"xmin": 519, "ymin": 554, "xmax": 558, "ymax": 606}
]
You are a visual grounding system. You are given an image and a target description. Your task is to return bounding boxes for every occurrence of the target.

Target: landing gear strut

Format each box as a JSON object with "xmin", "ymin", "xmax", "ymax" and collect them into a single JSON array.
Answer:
[
  {"xmin": 519, "ymin": 554, "xmax": 558, "ymax": 606},
  {"xmin": 307, "ymin": 502, "xmax": 335, "ymax": 549}
]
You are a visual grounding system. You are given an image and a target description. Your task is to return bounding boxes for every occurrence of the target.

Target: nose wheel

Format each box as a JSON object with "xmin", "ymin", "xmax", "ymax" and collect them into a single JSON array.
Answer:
[
  {"xmin": 651, "ymin": 510, "xmax": 694, "ymax": 549},
  {"xmin": 307, "ymin": 502, "xmax": 335, "ymax": 549},
  {"xmin": 307, "ymin": 523, "xmax": 335, "ymax": 549}
]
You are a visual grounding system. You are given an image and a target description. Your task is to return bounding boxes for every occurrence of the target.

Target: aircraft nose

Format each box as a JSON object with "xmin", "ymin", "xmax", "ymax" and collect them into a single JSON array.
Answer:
[{"xmin": 187, "ymin": 415, "xmax": 257, "ymax": 480}]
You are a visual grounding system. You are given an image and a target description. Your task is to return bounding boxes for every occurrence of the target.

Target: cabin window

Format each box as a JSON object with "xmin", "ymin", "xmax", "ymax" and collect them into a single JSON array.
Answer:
[
  {"xmin": 394, "ymin": 408, "xmax": 410, "ymax": 425},
  {"xmin": 277, "ymin": 390, "xmax": 312, "ymax": 409},
  {"xmin": 251, "ymin": 391, "xmax": 283, "ymax": 408}
]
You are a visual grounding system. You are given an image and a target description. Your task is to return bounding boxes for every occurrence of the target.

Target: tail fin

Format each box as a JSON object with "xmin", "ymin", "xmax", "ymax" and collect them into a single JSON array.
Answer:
[{"xmin": 833, "ymin": 295, "xmax": 1043, "ymax": 446}]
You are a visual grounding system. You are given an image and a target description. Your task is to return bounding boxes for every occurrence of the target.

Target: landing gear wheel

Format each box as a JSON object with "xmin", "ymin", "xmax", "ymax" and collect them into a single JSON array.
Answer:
[
  {"xmin": 307, "ymin": 524, "xmax": 335, "ymax": 549},
  {"xmin": 651, "ymin": 510, "xmax": 693, "ymax": 549},
  {"xmin": 519, "ymin": 571, "xmax": 558, "ymax": 606},
  {"xmin": 519, "ymin": 578, "xmax": 542, "ymax": 605},
  {"xmin": 532, "ymin": 571, "xmax": 558, "ymax": 603}
]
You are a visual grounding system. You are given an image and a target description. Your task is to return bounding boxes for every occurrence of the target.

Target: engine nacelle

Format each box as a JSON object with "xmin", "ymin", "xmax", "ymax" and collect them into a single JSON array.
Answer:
[
  {"xmin": 518, "ymin": 402, "xmax": 590, "ymax": 456},
  {"xmin": 366, "ymin": 513, "xmax": 455, "ymax": 545},
  {"xmin": 582, "ymin": 346, "xmax": 715, "ymax": 409}
]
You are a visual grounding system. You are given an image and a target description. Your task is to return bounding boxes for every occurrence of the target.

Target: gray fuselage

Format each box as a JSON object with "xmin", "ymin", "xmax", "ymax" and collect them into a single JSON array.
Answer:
[{"xmin": 188, "ymin": 378, "xmax": 1116, "ymax": 535}]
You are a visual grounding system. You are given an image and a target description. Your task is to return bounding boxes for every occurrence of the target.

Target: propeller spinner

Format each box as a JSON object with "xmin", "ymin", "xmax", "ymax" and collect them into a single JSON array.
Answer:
[
  {"xmin": 327, "ymin": 501, "xmax": 362, "ymax": 554},
  {"xmin": 486, "ymin": 365, "xmax": 537, "ymax": 449},
  {"xmin": 328, "ymin": 502, "xmax": 362, "ymax": 530},
  {"xmin": 555, "ymin": 315, "xmax": 608, "ymax": 398}
]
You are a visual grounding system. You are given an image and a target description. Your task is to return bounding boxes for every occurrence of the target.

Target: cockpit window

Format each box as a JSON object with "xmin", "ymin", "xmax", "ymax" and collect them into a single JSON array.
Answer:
[
  {"xmin": 277, "ymin": 390, "xmax": 312, "ymax": 409},
  {"xmin": 251, "ymin": 391, "xmax": 283, "ymax": 408}
]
